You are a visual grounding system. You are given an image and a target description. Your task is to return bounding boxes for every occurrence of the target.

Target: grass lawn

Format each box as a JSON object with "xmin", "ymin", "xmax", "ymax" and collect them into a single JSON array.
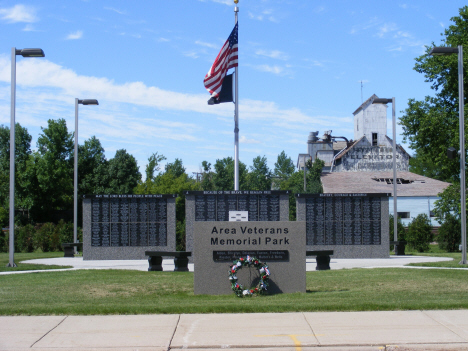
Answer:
[
  {"xmin": 403, "ymin": 245, "xmax": 468, "ymax": 268},
  {"xmin": 1, "ymin": 267, "xmax": 468, "ymax": 315},
  {"xmin": 0, "ymin": 251, "xmax": 73, "ymax": 272}
]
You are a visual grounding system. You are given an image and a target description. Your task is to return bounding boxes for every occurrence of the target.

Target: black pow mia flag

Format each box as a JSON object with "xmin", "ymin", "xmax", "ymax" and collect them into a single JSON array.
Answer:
[{"xmin": 207, "ymin": 74, "xmax": 233, "ymax": 105}]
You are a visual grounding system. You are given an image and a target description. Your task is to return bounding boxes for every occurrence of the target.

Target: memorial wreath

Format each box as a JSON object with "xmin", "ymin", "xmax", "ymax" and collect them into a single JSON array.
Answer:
[{"xmin": 228, "ymin": 255, "xmax": 270, "ymax": 297}]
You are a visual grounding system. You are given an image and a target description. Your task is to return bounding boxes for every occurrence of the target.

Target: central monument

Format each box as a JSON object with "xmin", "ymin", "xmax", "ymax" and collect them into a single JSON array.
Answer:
[{"xmin": 194, "ymin": 221, "xmax": 306, "ymax": 295}]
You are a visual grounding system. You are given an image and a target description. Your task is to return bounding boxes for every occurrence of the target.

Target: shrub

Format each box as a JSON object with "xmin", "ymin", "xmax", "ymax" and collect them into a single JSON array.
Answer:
[
  {"xmin": 437, "ymin": 213, "xmax": 461, "ymax": 252},
  {"xmin": 389, "ymin": 214, "xmax": 406, "ymax": 241},
  {"xmin": 56, "ymin": 220, "xmax": 74, "ymax": 249},
  {"xmin": 0, "ymin": 230, "xmax": 6, "ymax": 253},
  {"xmin": 176, "ymin": 219, "xmax": 185, "ymax": 251},
  {"xmin": 34, "ymin": 223, "xmax": 55, "ymax": 252},
  {"xmin": 0, "ymin": 206, "xmax": 7, "ymax": 229},
  {"xmin": 406, "ymin": 213, "xmax": 433, "ymax": 252},
  {"xmin": 17, "ymin": 224, "xmax": 35, "ymax": 253}
]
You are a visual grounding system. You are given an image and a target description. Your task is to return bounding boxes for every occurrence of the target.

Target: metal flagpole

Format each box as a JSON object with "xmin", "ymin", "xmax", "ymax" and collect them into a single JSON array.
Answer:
[{"xmin": 234, "ymin": 0, "xmax": 239, "ymax": 191}]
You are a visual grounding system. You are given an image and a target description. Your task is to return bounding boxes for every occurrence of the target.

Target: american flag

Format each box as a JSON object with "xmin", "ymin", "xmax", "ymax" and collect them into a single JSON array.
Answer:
[{"xmin": 204, "ymin": 23, "xmax": 238, "ymax": 99}]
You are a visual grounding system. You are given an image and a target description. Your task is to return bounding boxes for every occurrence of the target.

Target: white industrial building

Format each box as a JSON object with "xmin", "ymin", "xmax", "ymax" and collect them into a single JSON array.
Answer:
[{"xmin": 298, "ymin": 94, "xmax": 451, "ymax": 226}]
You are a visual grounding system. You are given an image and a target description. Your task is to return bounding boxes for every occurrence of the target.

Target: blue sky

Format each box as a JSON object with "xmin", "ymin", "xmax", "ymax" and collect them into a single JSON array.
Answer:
[{"xmin": 0, "ymin": 0, "xmax": 466, "ymax": 179}]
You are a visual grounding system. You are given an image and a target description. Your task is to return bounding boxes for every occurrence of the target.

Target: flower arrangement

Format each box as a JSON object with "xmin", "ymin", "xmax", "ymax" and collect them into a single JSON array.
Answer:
[{"xmin": 228, "ymin": 255, "xmax": 270, "ymax": 297}]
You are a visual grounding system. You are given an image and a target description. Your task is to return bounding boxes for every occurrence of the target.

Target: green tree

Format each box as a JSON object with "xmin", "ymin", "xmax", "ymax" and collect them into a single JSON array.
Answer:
[
  {"xmin": 0, "ymin": 123, "xmax": 33, "ymax": 219},
  {"xmin": 400, "ymin": 6, "xmax": 468, "ymax": 184},
  {"xmin": 145, "ymin": 152, "xmax": 166, "ymax": 181},
  {"xmin": 437, "ymin": 213, "xmax": 461, "ymax": 252},
  {"xmin": 212, "ymin": 157, "xmax": 248, "ymax": 190},
  {"xmin": 165, "ymin": 158, "xmax": 186, "ymax": 178},
  {"xmin": 33, "ymin": 119, "xmax": 74, "ymax": 220},
  {"xmin": 273, "ymin": 151, "xmax": 295, "ymax": 189},
  {"xmin": 105, "ymin": 149, "xmax": 141, "ymax": 194},
  {"xmin": 306, "ymin": 158, "xmax": 324, "ymax": 193},
  {"xmin": 406, "ymin": 214, "xmax": 433, "ymax": 252},
  {"xmin": 433, "ymin": 184, "xmax": 464, "ymax": 220},
  {"xmin": 247, "ymin": 155, "xmax": 271, "ymax": 191},
  {"xmin": 78, "ymin": 136, "xmax": 108, "ymax": 195},
  {"xmin": 200, "ymin": 161, "xmax": 214, "ymax": 191}
]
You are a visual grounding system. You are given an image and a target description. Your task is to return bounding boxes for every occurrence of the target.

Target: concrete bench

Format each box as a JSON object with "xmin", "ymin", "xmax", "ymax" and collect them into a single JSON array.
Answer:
[
  {"xmin": 61, "ymin": 243, "xmax": 83, "ymax": 257},
  {"xmin": 306, "ymin": 250, "xmax": 334, "ymax": 270},
  {"xmin": 145, "ymin": 251, "xmax": 192, "ymax": 272},
  {"xmin": 390, "ymin": 241, "xmax": 407, "ymax": 256}
]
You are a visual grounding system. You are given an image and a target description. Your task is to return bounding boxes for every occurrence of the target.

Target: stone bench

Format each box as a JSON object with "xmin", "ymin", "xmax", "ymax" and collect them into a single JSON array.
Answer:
[
  {"xmin": 145, "ymin": 251, "xmax": 192, "ymax": 272},
  {"xmin": 61, "ymin": 243, "xmax": 83, "ymax": 257},
  {"xmin": 390, "ymin": 241, "xmax": 407, "ymax": 256},
  {"xmin": 306, "ymin": 250, "xmax": 334, "ymax": 270}
]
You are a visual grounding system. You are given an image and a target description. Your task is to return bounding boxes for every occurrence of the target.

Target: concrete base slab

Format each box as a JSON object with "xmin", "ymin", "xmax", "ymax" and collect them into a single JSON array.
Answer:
[
  {"xmin": 303, "ymin": 311, "xmax": 466, "ymax": 346},
  {"xmin": 0, "ymin": 316, "xmax": 65, "ymax": 350},
  {"xmin": 33, "ymin": 315, "xmax": 179, "ymax": 349},
  {"xmin": 171, "ymin": 313, "xmax": 319, "ymax": 348}
]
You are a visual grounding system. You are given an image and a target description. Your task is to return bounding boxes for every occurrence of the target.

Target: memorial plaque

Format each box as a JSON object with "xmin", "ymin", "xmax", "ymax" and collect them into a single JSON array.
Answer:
[
  {"xmin": 247, "ymin": 195, "xmax": 259, "ymax": 221},
  {"xmin": 83, "ymin": 194, "xmax": 177, "ymax": 260},
  {"xmin": 195, "ymin": 195, "xmax": 208, "ymax": 221},
  {"xmin": 216, "ymin": 195, "xmax": 229, "ymax": 221},
  {"xmin": 343, "ymin": 220, "xmax": 354, "ymax": 245},
  {"xmin": 296, "ymin": 193, "xmax": 390, "ymax": 258},
  {"xmin": 100, "ymin": 222, "xmax": 110, "ymax": 247},
  {"xmin": 213, "ymin": 250, "xmax": 289, "ymax": 262},
  {"xmin": 302, "ymin": 194, "xmax": 385, "ymax": 247}
]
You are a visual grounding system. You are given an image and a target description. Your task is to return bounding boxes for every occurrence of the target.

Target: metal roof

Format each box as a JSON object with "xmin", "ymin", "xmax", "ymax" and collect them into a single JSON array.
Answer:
[{"xmin": 321, "ymin": 171, "xmax": 451, "ymax": 196}]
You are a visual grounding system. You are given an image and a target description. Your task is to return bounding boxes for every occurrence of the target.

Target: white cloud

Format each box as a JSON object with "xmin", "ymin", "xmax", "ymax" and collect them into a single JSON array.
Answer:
[
  {"xmin": 23, "ymin": 24, "xmax": 38, "ymax": 32},
  {"xmin": 66, "ymin": 31, "xmax": 83, "ymax": 40},
  {"xmin": 195, "ymin": 40, "xmax": 218, "ymax": 49},
  {"xmin": 205, "ymin": 0, "xmax": 231, "ymax": 5},
  {"xmin": 251, "ymin": 64, "xmax": 284, "ymax": 75},
  {"xmin": 377, "ymin": 22, "xmax": 398, "ymax": 38},
  {"xmin": 255, "ymin": 49, "xmax": 289, "ymax": 61},
  {"xmin": 248, "ymin": 9, "xmax": 278, "ymax": 22},
  {"xmin": 104, "ymin": 7, "xmax": 126, "ymax": 15},
  {"xmin": 239, "ymin": 136, "xmax": 260, "ymax": 144},
  {"xmin": 0, "ymin": 55, "xmax": 349, "ymax": 148},
  {"xmin": 0, "ymin": 4, "xmax": 37, "ymax": 23}
]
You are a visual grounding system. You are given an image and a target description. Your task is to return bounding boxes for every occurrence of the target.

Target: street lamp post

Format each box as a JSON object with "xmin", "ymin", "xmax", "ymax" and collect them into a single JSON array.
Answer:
[
  {"xmin": 429, "ymin": 45, "xmax": 466, "ymax": 265},
  {"xmin": 74, "ymin": 99, "xmax": 99, "ymax": 252},
  {"xmin": 8, "ymin": 48, "xmax": 44, "ymax": 267},
  {"xmin": 372, "ymin": 97, "xmax": 397, "ymax": 244}
]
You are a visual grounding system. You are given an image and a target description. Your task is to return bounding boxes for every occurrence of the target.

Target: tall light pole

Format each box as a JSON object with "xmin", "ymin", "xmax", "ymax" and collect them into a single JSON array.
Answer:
[
  {"xmin": 8, "ymin": 48, "xmax": 44, "ymax": 268},
  {"xmin": 74, "ymin": 99, "xmax": 99, "ymax": 251},
  {"xmin": 373, "ymin": 97, "xmax": 397, "ymax": 244},
  {"xmin": 429, "ymin": 45, "xmax": 466, "ymax": 265}
]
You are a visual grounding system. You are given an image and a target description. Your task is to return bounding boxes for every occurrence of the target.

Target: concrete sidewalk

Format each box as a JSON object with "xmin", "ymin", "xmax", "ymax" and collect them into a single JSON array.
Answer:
[{"xmin": 1, "ymin": 310, "xmax": 468, "ymax": 351}]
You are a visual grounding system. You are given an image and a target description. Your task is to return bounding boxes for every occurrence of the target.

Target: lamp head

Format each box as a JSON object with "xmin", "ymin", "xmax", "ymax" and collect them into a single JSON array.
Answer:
[
  {"xmin": 17, "ymin": 48, "xmax": 45, "ymax": 57},
  {"xmin": 429, "ymin": 47, "xmax": 459, "ymax": 56},
  {"xmin": 78, "ymin": 99, "xmax": 99, "ymax": 105}
]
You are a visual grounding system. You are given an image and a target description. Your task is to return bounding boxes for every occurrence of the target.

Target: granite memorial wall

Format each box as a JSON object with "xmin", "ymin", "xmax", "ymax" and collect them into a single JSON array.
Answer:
[
  {"xmin": 185, "ymin": 190, "xmax": 290, "ymax": 255},
  {"xmin": 296, "ymin": 193, "xmax": 390, "ymax": 258},
  {"xmin": 83, "ymin": 194, "xmax": 177, "ymax": 260}
]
